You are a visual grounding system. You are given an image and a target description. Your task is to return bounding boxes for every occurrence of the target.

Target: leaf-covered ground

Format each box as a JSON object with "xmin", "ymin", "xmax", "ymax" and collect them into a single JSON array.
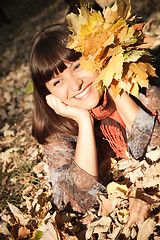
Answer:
[{"xmin": 0, "ymin": 0, "xmax": 160, "ymax": 239}]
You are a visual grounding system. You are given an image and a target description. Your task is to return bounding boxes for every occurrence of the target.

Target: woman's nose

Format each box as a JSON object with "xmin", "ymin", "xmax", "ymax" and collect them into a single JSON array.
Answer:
[{"xmin": 68, "ymin": 74, "xmax": 83, "ymax": 91}]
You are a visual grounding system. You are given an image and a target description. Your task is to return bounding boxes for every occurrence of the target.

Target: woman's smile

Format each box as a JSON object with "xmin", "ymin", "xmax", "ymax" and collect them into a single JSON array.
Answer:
[{"xmin": 74, "ymin": 83, "xmax": 92, "ymax": 100}]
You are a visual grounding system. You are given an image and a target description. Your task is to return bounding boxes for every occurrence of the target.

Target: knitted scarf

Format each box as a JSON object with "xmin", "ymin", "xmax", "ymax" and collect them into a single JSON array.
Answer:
[{"xmin": 91, "ymin": 93, "xmax": 128, "ymax": 159}]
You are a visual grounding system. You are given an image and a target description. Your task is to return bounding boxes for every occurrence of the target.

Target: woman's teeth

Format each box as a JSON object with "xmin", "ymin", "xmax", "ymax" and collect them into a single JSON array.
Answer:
[{"xmin": 74, "ymin": 85, "xmax": 92, "ymax": 99}]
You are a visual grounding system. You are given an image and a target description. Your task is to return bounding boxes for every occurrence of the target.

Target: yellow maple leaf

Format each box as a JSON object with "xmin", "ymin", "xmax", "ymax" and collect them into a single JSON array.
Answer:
[
  {"xmin": 98, "ymin": 53, "xmax": 123, "ymax": 88},
  {"xmin": 129, "ymin": 63, "xmax": 148, "ymax": 81},
  {"xmin": 118, "ymin": 79, "xmax": 132, "ymax": 92},
  {"xmin": 110, "ymin": 80, "xmax": 122, "ymax": 98},
  {"xmin": 118, "ymin": 25, "xmax": 128, "ymax": 42},
  {"xmin": 130, "ymin": 82, "xmax": 139, "ymax": 98},
  {"xmin": 138, "ymin": 62, "xmax": 157, "ymax": 77},
  {"xmin": 123, "ymin": 25, "xmax": 135, "ymax": 42},
  {"xmin": 81, "ymin": 10, "xmax": 103, "ymax": 37},
  {"xmin": 107, "ymin": 181, "xmax": 128, "ymax": 195},
  {"xmin": 80, "ymin": 57, "xmax": 95, "ymax": 72},
  {"xmin": 103, "ymin": 0, "xmax": 131, "ymax": 24},
  {"xmin": 134, "ymin": 74, "xmax": 149, "ymax": 88},
  {"xmin": 106, "ymin": 45, "xmax": 123, "ymax": 58}
]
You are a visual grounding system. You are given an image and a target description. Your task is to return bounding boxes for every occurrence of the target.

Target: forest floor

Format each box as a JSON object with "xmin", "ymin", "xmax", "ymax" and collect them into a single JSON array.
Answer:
[{"xmin": 0, "ymin": 0, "xmax": 160, "ymax": 239}]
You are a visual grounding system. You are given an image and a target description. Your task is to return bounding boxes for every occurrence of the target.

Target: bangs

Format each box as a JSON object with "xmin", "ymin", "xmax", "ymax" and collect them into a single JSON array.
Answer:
[
  {"xmin": 30, "ymin": 24, "xmax": 81, "ymax": 86},
  {"xmin": 35, "ymin": 41, "xmax": 81, "ymax": 82}
]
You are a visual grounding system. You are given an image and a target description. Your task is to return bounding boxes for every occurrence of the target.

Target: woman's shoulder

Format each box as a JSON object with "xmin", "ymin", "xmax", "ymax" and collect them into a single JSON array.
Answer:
[{"xmin": 43, "ymin": 132, "xmax": 77, "ymax": 150}]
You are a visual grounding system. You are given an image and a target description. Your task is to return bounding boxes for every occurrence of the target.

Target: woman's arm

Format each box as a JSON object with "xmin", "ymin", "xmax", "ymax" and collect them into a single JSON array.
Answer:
[
  {"xmin": 109, "ymin": 87, "xmax": 160, "ymax": 159},
  {"xmin": 46, "ymin": 94, "xmax": 98, "ymax": 178},
  {"xmin": 75, "ymin": 113, "xmax": 98, "ymax": 178},
  {"xmin": 43, "ymin": 133, "xmax": 105, "ymax": 212}
]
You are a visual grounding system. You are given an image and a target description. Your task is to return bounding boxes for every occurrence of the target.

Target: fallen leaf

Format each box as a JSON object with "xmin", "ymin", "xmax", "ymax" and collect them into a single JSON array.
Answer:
[
  {"xmin": 137, "ymin": 217, "xmax": 156, "ymax": 240},
  {"xmin": 146, "ymin": 147, "xmax": 160, "ymax": 161},
  {"xmin": 98, "ymin": 192, "xmax": 124, "ymax": 216},
  {"xmin": 17, "ymin": 226, "xmax": 30, "ymax": 240},
  {"xmin": 37, "ymin": 212, "xmax": 61, "ymax": 240},
  {"xmin": 86, "ymin": 216, "xmax": 111, "ymax": 239},
  {"xmin": 126, "ymin": 198, "xmax": 150, "ymax": 229},
  {"xmin": 7, "ymin": 202, "xmax": 31, "ymax": 226},
  {"xmin": 107, "ymin": 181, "xmax": 128, "ymax": 194}
]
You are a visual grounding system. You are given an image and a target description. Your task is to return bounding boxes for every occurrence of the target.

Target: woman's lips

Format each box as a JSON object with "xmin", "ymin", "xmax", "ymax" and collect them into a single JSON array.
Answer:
[{"xmin": 74, "ymin": 83, "xmax": 92, "ymax": 100}]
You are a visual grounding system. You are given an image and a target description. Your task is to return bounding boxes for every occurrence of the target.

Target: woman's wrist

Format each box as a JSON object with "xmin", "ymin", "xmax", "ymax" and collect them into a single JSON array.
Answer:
[{"xmin": 76, "ymin": 111, "xmax": 94, "ymax": 127}]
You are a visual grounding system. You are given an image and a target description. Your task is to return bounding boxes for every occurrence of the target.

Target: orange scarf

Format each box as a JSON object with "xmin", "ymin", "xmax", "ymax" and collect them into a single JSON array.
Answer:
[{"xmin": 91, "ymin": 93, "xmax": 128, "ymax": 159}]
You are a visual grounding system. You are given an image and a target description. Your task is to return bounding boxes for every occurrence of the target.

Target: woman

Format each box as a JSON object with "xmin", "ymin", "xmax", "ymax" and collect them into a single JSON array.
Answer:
[{"xmin": 30, "ymin": 24, "xmax": 160, "ymax": 212}]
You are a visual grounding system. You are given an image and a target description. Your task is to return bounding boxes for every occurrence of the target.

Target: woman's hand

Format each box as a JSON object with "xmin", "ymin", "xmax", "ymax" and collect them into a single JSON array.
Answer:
[
  {"xmin": 46, "ymin": 94, "xmax": 93, "ymax": 125},
  {"xmin": 108, "ymin": 89, "xmax": 139, "ymax": 132}
]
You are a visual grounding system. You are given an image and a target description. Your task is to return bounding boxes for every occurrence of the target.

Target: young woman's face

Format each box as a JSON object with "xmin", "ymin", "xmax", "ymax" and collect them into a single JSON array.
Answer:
[{"xmin": 45, "ymin": 60, "xmax": 103, "ymax": 110}]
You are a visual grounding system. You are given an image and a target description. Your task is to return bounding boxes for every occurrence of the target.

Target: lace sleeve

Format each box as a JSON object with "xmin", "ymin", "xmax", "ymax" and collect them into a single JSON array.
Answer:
[
  {"xmin": 43, "ymin": 134, "xmax": 106, "ymax": 212},
  {"xmin": 127, "ymin": 85, "xmax": 160, "ymax": 159}
]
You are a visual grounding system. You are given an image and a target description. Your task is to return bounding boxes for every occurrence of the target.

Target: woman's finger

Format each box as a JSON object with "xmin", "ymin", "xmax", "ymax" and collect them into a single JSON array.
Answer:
[{"xmin": 46, "ymin": 94, "xmax": 67, "ymax": 115}]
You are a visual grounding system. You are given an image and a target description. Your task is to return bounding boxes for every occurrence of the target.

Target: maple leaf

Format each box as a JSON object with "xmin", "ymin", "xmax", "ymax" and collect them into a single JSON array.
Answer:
[
  {"xmin": 110, "ymin": 80, "xmax": 122, "ymax": 97},
  {"xmin": 130, "ymin": 82, "xmax": 139, "ymax": 98},
  {"xmin": 107, "ymin": 181, "xmax": 128, "ymax": 194}
]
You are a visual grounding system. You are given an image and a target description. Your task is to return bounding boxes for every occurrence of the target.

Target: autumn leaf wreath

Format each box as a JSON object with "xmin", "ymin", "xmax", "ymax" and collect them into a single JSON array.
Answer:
[{"xmin": 66, "ymin": 0, "xmax": 157, "ymax": 99}]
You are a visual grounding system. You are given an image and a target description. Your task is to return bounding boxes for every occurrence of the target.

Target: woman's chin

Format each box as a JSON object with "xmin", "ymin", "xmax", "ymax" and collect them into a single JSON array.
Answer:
[{"xmin": 82, "ymin": 94, "xmax": 102, "ymax": 110}]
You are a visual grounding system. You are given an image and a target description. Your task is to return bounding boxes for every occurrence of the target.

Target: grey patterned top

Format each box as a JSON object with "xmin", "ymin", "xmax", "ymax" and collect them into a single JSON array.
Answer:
[{"xmin": 43, "ymin": 85, "xmax": 160, "ymax": 212}]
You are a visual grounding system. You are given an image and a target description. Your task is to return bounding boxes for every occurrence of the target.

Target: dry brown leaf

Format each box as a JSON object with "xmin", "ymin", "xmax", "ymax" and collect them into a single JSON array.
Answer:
[
  {"xmin": 126, "ymin": 198, "xmax": 150, "ymax": 229},
  {"xmin": 31, "ymin": 161, "xmax": 46, "ymax": 175},
  {"xmin": 7, "ymin": 202, "xmax": 31, "ymax": 226},
  {"xmin": 81, "ymin": 214, "xmax": 95, "ymax": 225},
  {"xmin": 22, "ymin": 184, "xmax": 33, "ymax": 195},
  {"xmin": 137, "ymin": 217, "xmax": 156, "ymax": 240},
  {"xmin": 61, "ymin": 232, "xmax": 78, "ymax": 239},
  {"xmin": 98, "ymin": 192, "xmax": 125, "ymax": 216},
  {"xmin": 37, "ymin": 212, "xmax": 61, "ymax": 240},
  {"xmin": 0, "ymin": 148, "xmax": 18, "ymax": 173},
  {"xmin": 17, "ymin": 226, "xmax": 30, "ymax": 240},
  {"xmin": 86, "ymin": 216, "xmax": 111, "ymax": 239},
  {"xmin": 146, "ymin": 147, "xmax": 160, "ymax": 161},
  {"xmin": 20, "ymin": 175, "xmax": 32, "ymax": 185},
  {"xmin": 98, "ymin": 194, "xmax": 114, "ymax": 216},
  {"xmin": 142, "ymin": 162, "xmax": 160, "ymax": 188},
  {"xmin": 107, "ymin": 226, "xmax": 122, "ymax": 239},
  {"xmin": 0, "ymin": 224, "xmax": 11, "ymax": 237}
]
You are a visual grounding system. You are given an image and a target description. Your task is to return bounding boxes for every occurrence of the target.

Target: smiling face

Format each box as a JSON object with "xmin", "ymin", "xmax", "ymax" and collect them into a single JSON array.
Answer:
[{"xmin": 45, "ymin": 60, "xmax": 103, "ymax": 110}]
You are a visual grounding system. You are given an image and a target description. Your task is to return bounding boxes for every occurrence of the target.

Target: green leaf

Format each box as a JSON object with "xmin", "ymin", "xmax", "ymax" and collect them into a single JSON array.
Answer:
[
  {"xmin": 22, "ymin": 80, "xmax": 33, "ymax": 94},
  {"xmin": 36, "ymin": 230, "xmax": 43, "ymax": 240},
  {"xmin": 123, "ymin": 50, "xmax": 133, "ymax": 59},
  {"xmin": 25, "ymin": 80, "xmax": 33, "ymax": 94},
  {"xmin": 124, "ymin": 50, "xmax": 145, "ymax": 62}
]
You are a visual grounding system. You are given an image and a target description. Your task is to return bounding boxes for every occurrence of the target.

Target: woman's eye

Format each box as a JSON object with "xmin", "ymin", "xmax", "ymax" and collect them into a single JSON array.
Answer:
[
  {"xmin": 53, "ymin": 79, "xmax": 61, "ymax": 86},
  {"xmin": 74, "ymin": 63, "xmax": 80, "ymax": 70}
]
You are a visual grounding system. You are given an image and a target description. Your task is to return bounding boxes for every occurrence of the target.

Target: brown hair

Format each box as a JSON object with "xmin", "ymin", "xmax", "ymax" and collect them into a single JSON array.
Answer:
[{"xmin": 30, "ymin": 24, "xmax": 81, "ymax": 144}]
